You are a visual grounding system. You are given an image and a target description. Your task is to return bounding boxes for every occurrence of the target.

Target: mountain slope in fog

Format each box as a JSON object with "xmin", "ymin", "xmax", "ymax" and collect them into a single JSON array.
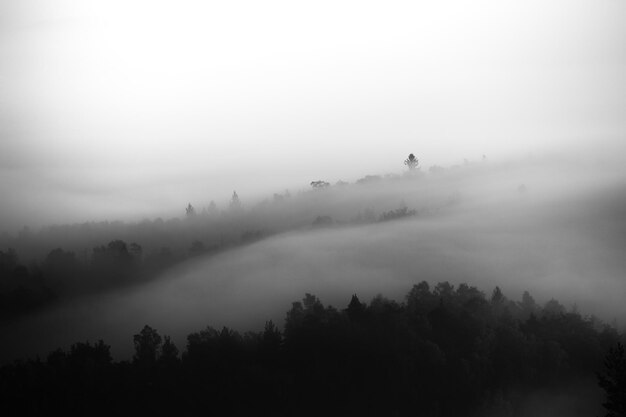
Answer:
[{"xmin": 1, "ymin": 157, "xmax": 625, "ymax": 362}]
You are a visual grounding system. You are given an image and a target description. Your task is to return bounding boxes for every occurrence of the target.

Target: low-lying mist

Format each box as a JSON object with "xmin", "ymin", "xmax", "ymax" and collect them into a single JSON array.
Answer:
[{"xmin": 1, "ymin": 154, "xmax": 625, "ymax": 364}]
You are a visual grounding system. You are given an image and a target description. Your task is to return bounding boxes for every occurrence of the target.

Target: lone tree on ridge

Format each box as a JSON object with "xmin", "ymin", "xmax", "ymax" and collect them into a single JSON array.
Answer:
[{"xmin": 404, "ymin": 153, "xmax": 419, "ymax": 170}]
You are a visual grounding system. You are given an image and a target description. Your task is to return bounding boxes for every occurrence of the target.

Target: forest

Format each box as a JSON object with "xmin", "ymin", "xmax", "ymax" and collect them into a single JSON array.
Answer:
[
  {"xmin": 1, "ymin": 282, "xmax": 624, "ymax": 416},
  {"xmin": 0, "ymin": 162, "xmax": 455, "ymax": 319},
  {"xmin": 3, "ymin": 0, "xmax": 625, "ymax": 414},
  {"xmin": 1, "ymin": 156, "xmax": 625, "ymax": 416},
  {"xmin": 2, "ymin": 154, "xmax": 623, "ymax": 324}
]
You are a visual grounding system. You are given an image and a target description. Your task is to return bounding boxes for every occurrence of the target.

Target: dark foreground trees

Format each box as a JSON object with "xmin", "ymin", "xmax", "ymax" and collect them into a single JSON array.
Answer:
[
  {"xmin": 0, "ymin": 282, "xmax": 623, "ymax": 416},
  {"xmin": 598, "ymin": 342, "xmax": 626, "ymax": 417}
]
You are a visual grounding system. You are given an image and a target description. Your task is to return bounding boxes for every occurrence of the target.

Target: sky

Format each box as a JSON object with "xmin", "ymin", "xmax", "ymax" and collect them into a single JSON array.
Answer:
[{"xmin": 0, "ymin": 0, "xmax": 625, "ymax": 230}]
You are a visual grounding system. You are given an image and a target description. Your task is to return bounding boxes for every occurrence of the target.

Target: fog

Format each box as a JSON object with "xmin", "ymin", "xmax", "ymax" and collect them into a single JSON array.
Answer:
[
  {"xmin": 1, "ymin": 1, "xmax": 625, "ymax": 413},
  {"xmin": 1, "ymin": 152, "xmax": 624, "ymax": 365},
  {"xmin": 1, "ymin": 0, "xmax": 625, "ymax": 230}
]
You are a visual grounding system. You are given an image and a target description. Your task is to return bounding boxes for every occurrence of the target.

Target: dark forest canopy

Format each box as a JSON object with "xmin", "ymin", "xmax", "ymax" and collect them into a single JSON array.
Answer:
[{"xmin": 1, "ymin": 282, "xmax": 623, "ymax": 416}]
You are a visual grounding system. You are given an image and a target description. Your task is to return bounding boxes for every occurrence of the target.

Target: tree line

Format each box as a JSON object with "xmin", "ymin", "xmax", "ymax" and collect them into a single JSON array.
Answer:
[
  {"xmin": 1, "ymin": 281, "xmax": 624, "ymax": 416},
  {"xmin": 0, "ymin": 203, "xmax": 422, "ymax": 319}
]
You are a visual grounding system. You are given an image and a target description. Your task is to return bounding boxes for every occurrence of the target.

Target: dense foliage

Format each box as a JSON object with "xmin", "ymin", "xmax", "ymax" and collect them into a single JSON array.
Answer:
[{"xmin": 1, "ymin": 282, "xmax": 623, "ymax": 416}]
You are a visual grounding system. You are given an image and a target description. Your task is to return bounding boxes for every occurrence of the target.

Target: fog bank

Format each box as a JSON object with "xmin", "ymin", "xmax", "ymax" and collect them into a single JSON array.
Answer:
[{"xmin": 1, "ymin": 157, "xmax": 625, "ymax": 363}]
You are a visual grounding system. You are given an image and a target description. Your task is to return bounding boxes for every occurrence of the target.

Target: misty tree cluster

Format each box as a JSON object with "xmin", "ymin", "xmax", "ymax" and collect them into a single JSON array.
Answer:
[
  {"xmin": 1, "ymin": 282, "xmax": 623, "ymax": 416},
  {"xmin": 378, "ymin": 206, "xmax": 417, "ymax": 222},
  {"xmin": 310, "ymin": 180, "xmax": 331, "ymax": 189},
  {"xmin": 0, "ymin": 241, "xmax": 173, "ymax": 318},
  {"xmin": 0, "ymin": 167, "xmax": 442, "ymax": 319}
]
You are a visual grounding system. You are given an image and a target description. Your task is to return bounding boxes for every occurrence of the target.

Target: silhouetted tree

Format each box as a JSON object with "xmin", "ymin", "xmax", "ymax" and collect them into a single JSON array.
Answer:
[
  {"xmin": 543, "ymin": 298, "xmax": 566, "ymax": 316},
  {"xmin": 103, "ymin": 240, "xmax": 131, "ymax": 261},
  {"xmin": 159, "ymin": 335, "xmax": 179, "ymax": 364},
  {"xmin": 406, "ymin": 281, "xmax": 437, "ymax": 314},
  {"xmin": 91, "ymin": 240, "xmax": 133, "ymax": 283},
  {"xmin": 1, "ymin": 282, "xmax": 623, "ymax": 416},
  {"xmin": 345, "ymin": 294, "xmax": 366, "ymax": 320},
  {"xmin": 310, "ymin": 180, "xmax": 330, "ymax": 189},
  {"xmin": 186, "ymin": 203, "xmax": 196, "ymax": 217},
  {"xmin": 134, "ymin": 325, "xmax": 162, "ymax": 365},
  {"xmin": 519, "ymin": 290, "xmax": 538, "ymax": 318},
  {"xmin": 404, "ymin": 153, "xmax": 419, "ymax": 170},
  {"xmin": 598, "ymin": 343, "xmax": 626, "ymax": 417},
  {"xmin": 491, "ymin": 286, "xmax": 505, "ymax": 304},
  {"xmin": 261, "ymin": 320, "xmax": 282, "ymax": 351},
  {"xmin": 230, "ymin": 191, "xmax": 241, "ymax": 210},
  {"xmin": 68, "ymin": 340, "xmax": 112, "ymax": 367},
  {"xmin": 129, "ymin": 242, "xmax": 143, "ymax": 261},
  {"xmin": 378, "ymin": 207, "xmax": 416, "ymax": 222},
  {"xmin": 434, "ymin": 281, "xmax": 455, "ymax": 301},
  {"xmin": 455, "ymin": 283, "xmax": 484, "ymax": 305}
]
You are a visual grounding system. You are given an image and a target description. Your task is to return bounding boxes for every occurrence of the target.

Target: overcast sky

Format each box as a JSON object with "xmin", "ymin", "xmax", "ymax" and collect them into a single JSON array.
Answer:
[{"xmin": 0, "ymin": 0, "xmax": 624, "ymax": 230}]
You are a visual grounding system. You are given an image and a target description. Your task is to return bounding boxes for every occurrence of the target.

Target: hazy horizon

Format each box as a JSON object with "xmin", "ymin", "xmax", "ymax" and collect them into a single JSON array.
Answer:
[{"xmin": 1, "ymin": 0, "xmax": 625, "ymax": 231}]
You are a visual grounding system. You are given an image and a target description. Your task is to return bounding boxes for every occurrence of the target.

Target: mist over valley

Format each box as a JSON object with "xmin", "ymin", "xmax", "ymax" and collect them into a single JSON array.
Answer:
[
  {"xmin": 2, "ymin": 0, "xmax": 625, "ymax": 414},
  {"xmin": 2, "ymin": 153, "xmax": 624, "ymax": 362}
]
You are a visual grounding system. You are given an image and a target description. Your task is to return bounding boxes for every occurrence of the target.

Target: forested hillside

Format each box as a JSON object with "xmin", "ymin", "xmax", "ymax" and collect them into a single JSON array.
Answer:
[{"xmin": 1, "ymin": 282, "xmax": 624, "ymax": 416}]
